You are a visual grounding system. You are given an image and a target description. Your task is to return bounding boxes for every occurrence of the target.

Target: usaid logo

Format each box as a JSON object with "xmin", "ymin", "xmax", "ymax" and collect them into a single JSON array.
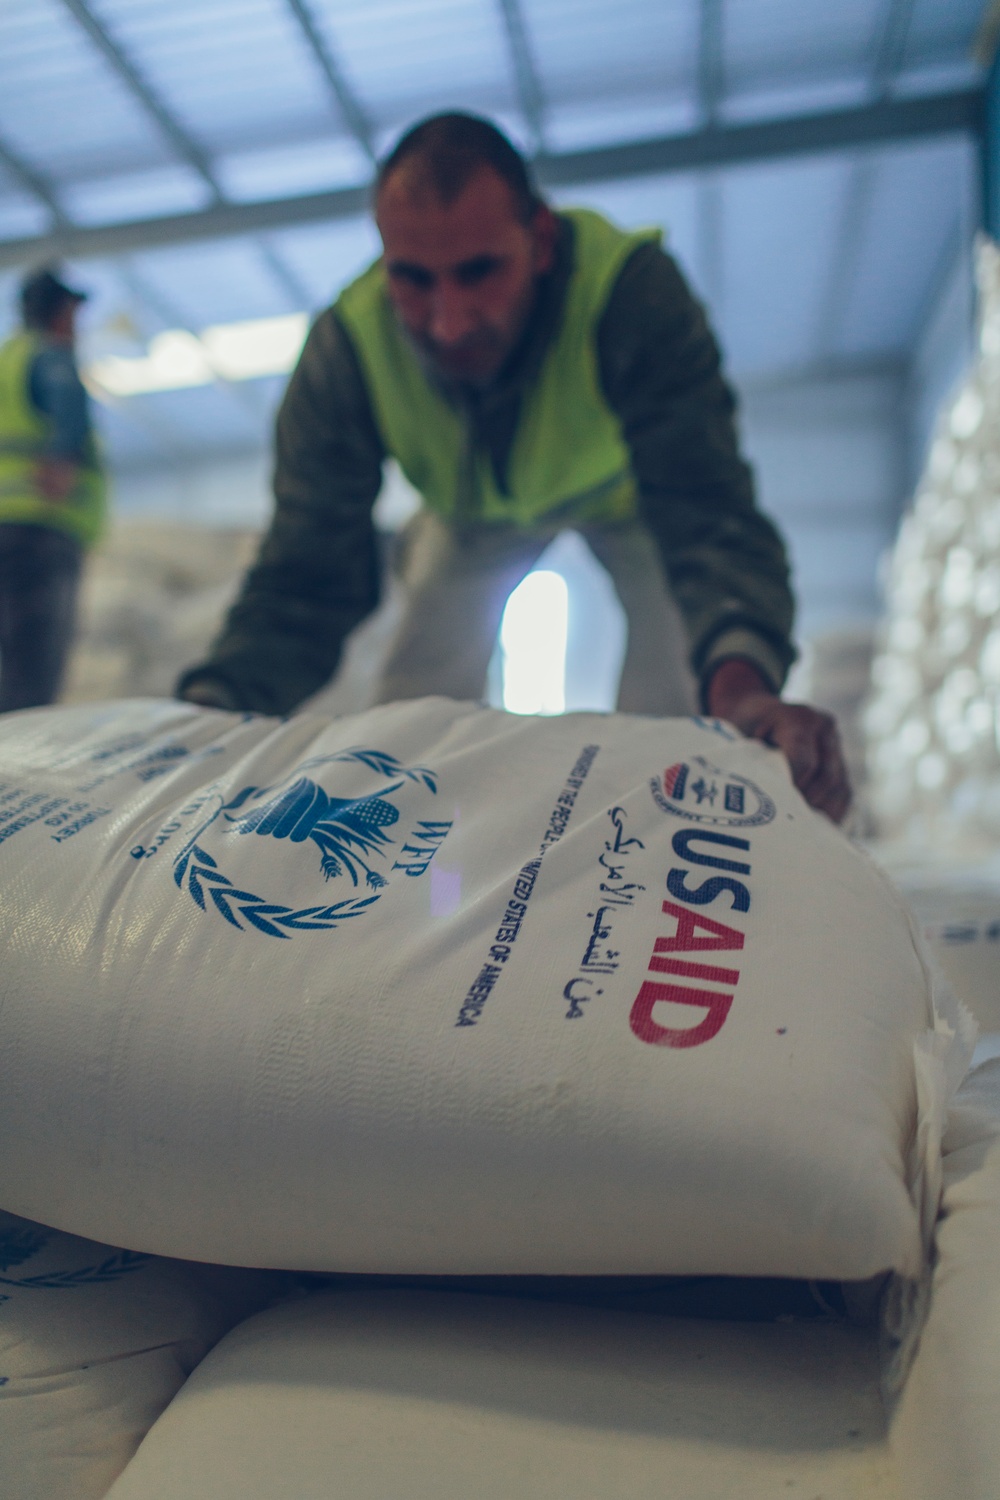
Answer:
[{"xmin": 651, "ymin": 755, "xmax": 775, "ymax": 828}]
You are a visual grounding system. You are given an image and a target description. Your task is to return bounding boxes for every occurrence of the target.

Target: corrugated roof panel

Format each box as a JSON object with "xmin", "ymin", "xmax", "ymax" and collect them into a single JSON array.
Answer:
[
  {"xmin": 62, "ymin": 164, "xmax": 213, "ymax": 226},
  {"xmin": 525, "ymin": 0, "xmax": 697, "ymax": 135},
  {"xmin": 216, "ymin": 135, "xmax": 370, "ymax": 203},
  {"xmin": 84, "ymin": 0, "xmax": 340, "ymax": 153},
  {"xmin": 904, "ymin": 0, "xmax": 986, "ymax": 75},
  {"xmin": 544, "ymin": 96, "xmax": 698, "ymax": 153},
  {"xmin": 0, "ymin": 0, "xmax": 168, "ymax": 179},
  {"xmin": 721, "ymin": 75, "xmax": 870, "ymax": 126},
  {"xmin": 722, "ymin": 0, "xmax": 881, "ymax": 102},
  {"xmin": 309, "ymin": 0, "xmax": 516, "ymax": 133},
  {"xmin": 892, "ymin": 57, "xmax": 982, "ymax": 96}
]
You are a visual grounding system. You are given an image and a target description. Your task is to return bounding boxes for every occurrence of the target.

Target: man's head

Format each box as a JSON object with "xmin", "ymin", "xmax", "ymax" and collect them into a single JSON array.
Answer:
[
  {"xmin": 374, "ymin": 114, "xmax": 557, "ymax": 386},
  {"xmin": 20, "ymin": 266, "xmax": 87, "ymax": 343}
]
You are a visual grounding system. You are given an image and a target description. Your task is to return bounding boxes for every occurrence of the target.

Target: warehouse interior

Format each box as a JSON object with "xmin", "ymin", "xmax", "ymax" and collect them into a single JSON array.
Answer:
[
  {"xmin": 0, "ymin": 0, "xmax": 989, "ymax": 722},
  {"xmin": 9, "ymin": 7, "xmax": 1000, "ymax": 1497}
]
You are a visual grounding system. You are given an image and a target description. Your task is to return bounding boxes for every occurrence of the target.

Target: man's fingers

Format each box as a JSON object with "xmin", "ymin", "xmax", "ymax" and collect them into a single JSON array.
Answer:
[
  {"xmin": 723, "ymin": 690, "xmax": 852, "ymax": 825},
  {"xmin": 802, "ymin": 720, "xmax": 852, "ymax": 823},
  {"xmin": 789, "ymin": 713, "xmax": 851, "ymax": 824},
  {"xmin": 769, "ymin": 706, "xmax": 824, "ymax": 790},
  {"xmin": 754, "ymin": 704, "xmax": 852, "ymax": 825}
]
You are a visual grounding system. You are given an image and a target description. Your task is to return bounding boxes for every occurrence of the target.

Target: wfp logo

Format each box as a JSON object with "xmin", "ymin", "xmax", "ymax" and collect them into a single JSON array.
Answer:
[
  {"xmin": 170, "ymin": 747, "xmax": 438, "ymax": 939},
  {"xmin": 653, "ymin": 755, "xmax": 775, "ymax": 828},
  {"xmin": 229, "ymin": 776, "xmax": 401, "ymax": 889}
]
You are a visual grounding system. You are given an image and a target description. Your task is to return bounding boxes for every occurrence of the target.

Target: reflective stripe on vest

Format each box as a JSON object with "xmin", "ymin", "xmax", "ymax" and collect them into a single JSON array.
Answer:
[{"xmin": 335, "ymin": 209, "xmax": 660, "ymax": 528}]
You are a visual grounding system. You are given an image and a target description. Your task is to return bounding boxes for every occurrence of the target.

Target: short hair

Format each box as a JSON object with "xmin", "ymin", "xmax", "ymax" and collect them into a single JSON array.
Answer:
[{"xmin": 375, "ymin": 113, "xmax": 541, "ymax": 223}]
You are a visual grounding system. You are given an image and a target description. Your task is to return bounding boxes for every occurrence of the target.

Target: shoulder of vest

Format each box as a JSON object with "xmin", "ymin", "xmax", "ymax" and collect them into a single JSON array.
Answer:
[
  {"xmin": 336, "ymin": 257, "xmax": 388, "ymax": 323},
  {"xmin": 0, "ymin": 331, "xmax": 38, "ymax": 364},
  {"xmin": 560, "ymin": 207, "xmax": 662, "ymax": 256},
  {"xmin": 557, "ymin": 209, "xmax": 662, "ymax": 330}
]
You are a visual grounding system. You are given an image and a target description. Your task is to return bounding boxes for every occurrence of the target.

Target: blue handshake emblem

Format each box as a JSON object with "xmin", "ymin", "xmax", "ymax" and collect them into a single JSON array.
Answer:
[
  {"xmin": 229, "ymin": 776, "xmax": 403, "ymax": 890},
  {"xmin": 170, "ymin": 746, "xmax": 440, "ymax": 939}
]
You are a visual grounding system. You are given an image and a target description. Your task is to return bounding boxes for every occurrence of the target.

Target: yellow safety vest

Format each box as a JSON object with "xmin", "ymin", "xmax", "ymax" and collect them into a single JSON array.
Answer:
[
  {"xmin": 0, "ymin": 331, "xmax": 107, "ymax": 547},
  {"xmin": 336, "ymin": 209, "xmax": 659, "ymax": 528}
]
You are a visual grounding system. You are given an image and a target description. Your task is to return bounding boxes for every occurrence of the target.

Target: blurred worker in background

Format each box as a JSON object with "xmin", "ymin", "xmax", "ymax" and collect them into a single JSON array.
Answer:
[
  {"xmin": 179, "ymin": 112, "xmax": 849, "ymax": 822},
  {"xmin": 0, "ymin": 267, "xmax": 106, "ymax": 712}
]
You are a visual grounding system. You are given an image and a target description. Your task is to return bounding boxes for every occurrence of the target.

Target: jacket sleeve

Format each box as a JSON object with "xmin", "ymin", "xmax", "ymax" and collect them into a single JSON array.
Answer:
[
  {"xmin": 177, "ymin": 309, "xmax": 386, "ymax": 715},
  {"xmin": 29, "ymin": 346, "xmax": 92, "ymax": 460},
  {"xmin": 596, "ymin": 242, "xmax": 796, "ymax": 696}
]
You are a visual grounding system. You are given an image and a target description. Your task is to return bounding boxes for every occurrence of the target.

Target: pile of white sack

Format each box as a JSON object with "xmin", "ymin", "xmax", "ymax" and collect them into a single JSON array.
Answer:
[
  {"xmin": 0, "ymin": 695, "xmax": 970, "ymax": 1279},
  {"xmin": 63, "ymin": 521, "xmax": 259, "ymax": 705},
  {"xmin": 865, "ymin": 238, "xmax": 1000, "ymax": 846},
  {"xmin": 0, "ymin": 692, "xmax": 991, "ymax": 1499},
  {"xmin": 859, "ymin": 238, "xmax": 1000, "ymax": 1036}
]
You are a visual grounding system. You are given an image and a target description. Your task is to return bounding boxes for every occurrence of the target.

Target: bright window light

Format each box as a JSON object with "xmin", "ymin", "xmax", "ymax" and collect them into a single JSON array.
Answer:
[
  {"xmin": 500, "ymin": 569, "xmax": 568, "ymax": 716},
  {"xmin": 86, "ymin": 313, "xmax": 309, "ymax": 397},
  {"xmin": 201, "ymin": 314, "xmax": 309, "ymax": 380}
]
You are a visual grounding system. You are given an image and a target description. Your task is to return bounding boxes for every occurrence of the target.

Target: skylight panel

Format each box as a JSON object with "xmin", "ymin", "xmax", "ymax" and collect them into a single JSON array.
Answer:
[
  {"xmin": 216, "ymin": 136, "xmax": 370, "ymax": 203},
  {"xmin": 61, "ymin": 166, "xmax": 213, "ymax": 227},
  {"xmin": 86, "ymin": 313, "xmax": 309, "ymax": 396},
  {"xmin": 309, "ymin": 0, "xmax": 514, "ymax": 126}
]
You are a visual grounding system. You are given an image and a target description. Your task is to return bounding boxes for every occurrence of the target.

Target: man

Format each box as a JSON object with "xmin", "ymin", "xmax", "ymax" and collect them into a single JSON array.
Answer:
[
  {"xmin": 179, "ymin": 113, "xmax": 849, "ymax": 822},
  {"xmin": 0, "ymin": 266, "xmax": 106, "ymax": 712}
]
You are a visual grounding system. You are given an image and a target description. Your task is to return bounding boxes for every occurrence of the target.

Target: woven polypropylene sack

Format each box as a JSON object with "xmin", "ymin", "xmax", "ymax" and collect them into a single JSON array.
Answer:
[
  {"xmin": 0, "ymin": 698, "xmax": 969, "ymax": 1279},
  {"xmin": 104, "ymin": 1289, "xmax": 898, "ymax": 1500},
  {"xmin": 0, "ymin": 1211, "xmax": 274, "ymax": 1500}
]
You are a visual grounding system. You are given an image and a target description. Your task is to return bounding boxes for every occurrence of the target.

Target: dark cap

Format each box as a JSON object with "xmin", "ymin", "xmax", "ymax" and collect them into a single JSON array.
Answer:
[{"xmin": 20, "ymin": 265, "xmax": 88, "ymax": 330}]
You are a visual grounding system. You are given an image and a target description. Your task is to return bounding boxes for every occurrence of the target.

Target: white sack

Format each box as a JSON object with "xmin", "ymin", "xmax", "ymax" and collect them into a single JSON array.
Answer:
[
  {"xmin": 891, "ymin": 1057, "xmax": 1000, "ymax": 1500},
  {"xmin": 105, "ymin": 1289, "xmax": 899, "ymax": 1500},
  {"xmin": 868, "ymin": 842, "xmax": 1000, "ymax": 1031},
  {"xmin": 0, "ymin": 698, "xmax": 970, "ymax": 1278},
  {"xmin": 0, "ymin": 1211, "xmax": 274, "ymax": 1500}
]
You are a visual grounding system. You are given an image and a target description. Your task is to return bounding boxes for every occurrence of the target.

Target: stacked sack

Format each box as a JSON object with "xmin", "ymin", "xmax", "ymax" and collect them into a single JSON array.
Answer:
[
  {"xmin": 865, "ymin": 237, "xmax": 1000, "ymax": 842},
  {"xmin": 0, "ymin": 695, "xmax": 971, "ymax": 1281},
  {"xmin": 864, "ymin": 236, "xmax": 1000, "ymax": 1031},
  {"xmin": 64, "ymin": 521, "xmax": 259, "ymax": 704},
  {"xmin": 0, "ymin": 1210, "xmax": 275, "ymax": 1500}
]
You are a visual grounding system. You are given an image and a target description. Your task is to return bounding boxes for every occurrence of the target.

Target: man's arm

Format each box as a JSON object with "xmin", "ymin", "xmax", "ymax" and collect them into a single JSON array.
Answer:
[
  {"xmin": 178, "ymin": 310, "xmax": 386, "ymax": 715},
  {"xmin": 596, "ymin": 243, "xmax": 850, "ymax": 821},
  {"xmin": 29, "ymin": 346, "xmax": 90, "ymax": 501}
]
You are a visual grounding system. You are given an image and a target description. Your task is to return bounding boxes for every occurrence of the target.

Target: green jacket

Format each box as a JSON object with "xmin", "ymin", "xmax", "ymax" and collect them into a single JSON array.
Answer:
[
  {"xmin": 337, "ymin": 210, "xmax": 654, "ymax": 529},
  {"xmin": 0, "ymin": 332, "xmax": 106, "ymax": 548},
  {"xmin": 180, "ymin": 214, "xmax": 795, "ymax": 715}
]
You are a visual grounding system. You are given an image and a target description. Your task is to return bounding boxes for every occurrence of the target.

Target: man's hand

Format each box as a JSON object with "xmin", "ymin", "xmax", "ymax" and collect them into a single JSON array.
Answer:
[
  {"xmin": 179, "ymin": 678, "xmax": 240, "ymax": 711},
  {"xmin": 704, "ymin": 658, "xmax": 851, "ymax": 824},
  {"xmin": 34, "ymin": 458, "xmax": 79, "ymax": 503}
]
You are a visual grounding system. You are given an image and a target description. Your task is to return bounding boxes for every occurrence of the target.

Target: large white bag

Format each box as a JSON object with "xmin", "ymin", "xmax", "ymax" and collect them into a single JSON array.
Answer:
[
  {"xmin": 890, "ymin": 1058, "xmax": 1000, "ymax": 1500},
  {"xmin": 0, "ymin": 1211, "xmax": 274, "ymax": 1500},
  {"xmin": 0, "ymin": 698, "xmax": 969, "ymax": 1279},
  {"xmin": 104, "ymin": 1288, "xmax": 899, "ymax": 1500}
]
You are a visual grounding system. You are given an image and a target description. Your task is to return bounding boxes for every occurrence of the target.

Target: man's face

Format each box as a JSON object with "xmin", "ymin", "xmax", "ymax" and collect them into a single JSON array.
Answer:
[
  {"xmin": 47, "ymin": 300, "xmax": 78, "ymax": 346},
  {"xmin": 375, "ymin": 165, "xmax": 556, "ymax": 386}
]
